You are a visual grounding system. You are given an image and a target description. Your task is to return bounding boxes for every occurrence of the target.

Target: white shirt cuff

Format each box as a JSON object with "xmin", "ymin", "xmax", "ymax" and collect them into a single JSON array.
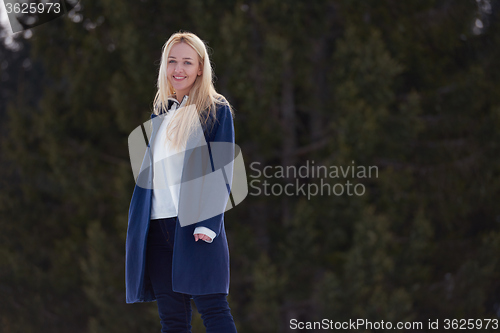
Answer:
[{"xmin": 193, "ymin": 226, "xmax": 216, "ymax": 243}]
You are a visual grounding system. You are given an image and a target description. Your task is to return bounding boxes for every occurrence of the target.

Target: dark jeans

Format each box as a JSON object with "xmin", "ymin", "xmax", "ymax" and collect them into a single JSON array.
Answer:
[{"xmin": 146, "ymin": 217, "xmax": 238, "ymax": 333}]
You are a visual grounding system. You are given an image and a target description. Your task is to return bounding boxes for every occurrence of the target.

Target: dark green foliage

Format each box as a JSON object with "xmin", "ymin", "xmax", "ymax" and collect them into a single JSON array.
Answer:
[{"xmin": 1, "ymin": 0, "xmax": 499, "ymax": 332}]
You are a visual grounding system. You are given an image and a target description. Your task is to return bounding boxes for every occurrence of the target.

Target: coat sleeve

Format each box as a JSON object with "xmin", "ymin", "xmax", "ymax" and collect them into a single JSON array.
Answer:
[{"xmin": 193, "ymin": 103, "xmax": 234, "ymax": 239}]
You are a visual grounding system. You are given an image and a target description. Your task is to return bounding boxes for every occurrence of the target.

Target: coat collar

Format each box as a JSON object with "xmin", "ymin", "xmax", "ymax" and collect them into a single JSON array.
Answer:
[{"xmin": 152, "ymin": 95, "xmax": 189, "ymax": 119}]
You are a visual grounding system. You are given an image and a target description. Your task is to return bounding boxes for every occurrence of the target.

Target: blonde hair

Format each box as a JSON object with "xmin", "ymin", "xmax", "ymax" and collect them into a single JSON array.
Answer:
[{"xmin": 153, "ymin": 30, "xmax": 234, "ymax": 152}]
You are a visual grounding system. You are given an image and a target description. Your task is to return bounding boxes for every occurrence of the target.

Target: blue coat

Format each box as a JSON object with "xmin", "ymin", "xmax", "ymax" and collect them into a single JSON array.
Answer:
[{"xmin": 125, "ymin": 100, "xmax": 234, "ymax": 303}]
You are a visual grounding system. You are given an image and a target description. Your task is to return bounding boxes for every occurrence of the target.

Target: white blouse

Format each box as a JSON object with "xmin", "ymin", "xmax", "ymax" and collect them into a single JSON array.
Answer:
[{"xmin": 150, "ymin": 95, "xmax": 216, "ymax": 243}]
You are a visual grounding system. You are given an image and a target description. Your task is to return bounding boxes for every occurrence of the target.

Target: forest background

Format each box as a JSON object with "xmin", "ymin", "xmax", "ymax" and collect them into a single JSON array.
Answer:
[{"xmin": 1, "ymin": 0, "xmax": 499, "ymax": 332}]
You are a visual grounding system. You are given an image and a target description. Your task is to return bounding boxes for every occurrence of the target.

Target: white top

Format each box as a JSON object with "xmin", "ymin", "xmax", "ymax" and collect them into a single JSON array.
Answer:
[{"xmin": 150, "ymin": 95, "xmax": 216, "ymax": 243}]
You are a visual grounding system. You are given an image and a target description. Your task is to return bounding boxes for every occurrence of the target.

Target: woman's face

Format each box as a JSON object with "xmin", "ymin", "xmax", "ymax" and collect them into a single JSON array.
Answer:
[{"xmin": 167, "ymin": 42, "xmax": 202, "ymax": 100}]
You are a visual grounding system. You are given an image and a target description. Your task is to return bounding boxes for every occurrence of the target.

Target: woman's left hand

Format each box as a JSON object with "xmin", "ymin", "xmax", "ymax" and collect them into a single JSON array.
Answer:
[{"xmin": 194, "ymin": 233, "xmax": 212, "ymax": 242}]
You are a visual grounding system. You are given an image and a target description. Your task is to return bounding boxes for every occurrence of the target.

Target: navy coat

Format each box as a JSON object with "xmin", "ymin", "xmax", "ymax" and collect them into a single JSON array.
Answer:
[{"xmin": 125, "ymin": 99, "xmax": 234, "ymax": 303}]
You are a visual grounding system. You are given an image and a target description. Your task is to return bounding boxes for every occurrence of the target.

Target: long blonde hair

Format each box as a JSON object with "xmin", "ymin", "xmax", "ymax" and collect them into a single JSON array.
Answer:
[{"xmin": 153, "ymin": 31, "xmax": 234, "ymax": 152}]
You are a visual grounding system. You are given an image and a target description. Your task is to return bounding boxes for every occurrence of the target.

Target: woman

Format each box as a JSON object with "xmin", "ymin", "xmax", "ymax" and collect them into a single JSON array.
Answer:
[{"xmin": 125, "ymin": 31, "xmax": 238, "ymax": 333}]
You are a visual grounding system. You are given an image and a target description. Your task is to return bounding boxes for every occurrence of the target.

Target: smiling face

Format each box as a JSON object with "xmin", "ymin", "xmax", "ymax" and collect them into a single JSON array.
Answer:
[{"xmin": 167, "ymin": 42, "xmax": 202, "ymax": 102}]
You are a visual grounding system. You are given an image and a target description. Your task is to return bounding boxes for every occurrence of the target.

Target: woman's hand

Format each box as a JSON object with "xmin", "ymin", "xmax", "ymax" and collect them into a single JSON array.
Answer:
[{"xmin": 194, "ymin": 233, "xmax": 212, "ymax": 242}]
